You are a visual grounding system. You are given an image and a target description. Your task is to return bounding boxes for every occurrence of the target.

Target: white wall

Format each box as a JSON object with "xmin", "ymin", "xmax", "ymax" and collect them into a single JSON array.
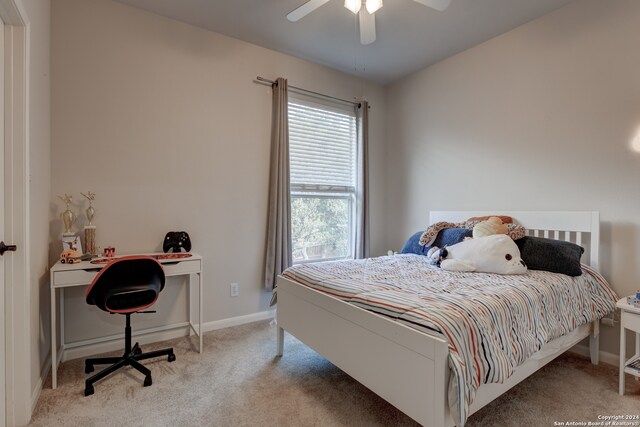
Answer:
[
  {"xmin": 51, "ymin": 0, "xmax": 386, "ymax": 346},
  {"xmin": 23, "ymin": 0, "xmax": 51, "ymax": 409},
  {"xmin": 385, "ymin": 0, "xmax": 640, "ymax": 357}
]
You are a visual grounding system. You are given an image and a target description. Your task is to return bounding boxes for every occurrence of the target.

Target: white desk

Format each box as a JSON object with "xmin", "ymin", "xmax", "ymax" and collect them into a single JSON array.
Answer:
[{"xmin": 49, "ymin": 253, "xmax": 203, "ymax": 389}]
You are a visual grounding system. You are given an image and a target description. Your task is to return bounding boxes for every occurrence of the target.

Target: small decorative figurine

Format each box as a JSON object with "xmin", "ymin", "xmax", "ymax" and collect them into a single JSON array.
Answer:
[
  {"xmin": 58, "ymin": 193, "xmax": 76, "ymax": 236},
  {"xmin": 60, "ymin": 249, "xmax": 81, "ymax": 264},
  {"xmin": 81, "ymin": 191, "xmax": 96, "ymax": 226},
  {"xmin": 103, "ymin": 246, "xmax": 116, "ymax": 257}
]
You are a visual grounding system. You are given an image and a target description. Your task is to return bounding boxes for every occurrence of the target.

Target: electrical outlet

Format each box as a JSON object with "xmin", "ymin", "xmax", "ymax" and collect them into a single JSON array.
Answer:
[{"xmin": 230, "ymin": 283, "xmax": 239, "ymax": 297}]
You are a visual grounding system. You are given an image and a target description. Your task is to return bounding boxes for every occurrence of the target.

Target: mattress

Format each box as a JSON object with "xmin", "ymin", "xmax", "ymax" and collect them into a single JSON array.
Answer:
[{"xmin": 282, "ymin": 254, "xmax": 618, "ymax": 426}]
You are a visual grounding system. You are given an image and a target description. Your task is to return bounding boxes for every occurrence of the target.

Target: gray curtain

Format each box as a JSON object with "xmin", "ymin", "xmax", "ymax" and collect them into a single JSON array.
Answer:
[
  {"xmin": 354, "ymin": 100, "xmax": 370, "ymax": 259},
  {"xmin": 264, "ymin": 77, "xmax": 292, "ymax": 291}
]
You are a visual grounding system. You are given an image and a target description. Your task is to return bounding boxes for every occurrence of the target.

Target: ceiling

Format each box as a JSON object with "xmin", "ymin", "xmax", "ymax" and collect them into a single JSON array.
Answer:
[{"xmin": 114, "ymin": 0, "xmax": 576, "ymax": 84}]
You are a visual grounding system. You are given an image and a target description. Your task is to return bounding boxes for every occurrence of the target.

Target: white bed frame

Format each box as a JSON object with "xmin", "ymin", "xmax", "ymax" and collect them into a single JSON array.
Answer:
[{"xmin": 275, "ymin": 211, "xmax": 602, "ymax": 427}]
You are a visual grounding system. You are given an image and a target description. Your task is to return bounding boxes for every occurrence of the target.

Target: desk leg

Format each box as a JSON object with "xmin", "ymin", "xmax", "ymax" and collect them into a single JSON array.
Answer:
[
  {"xmin": 50, "ymin": 285, "xmax": 57, "ymax": 389},
  {"xmin": 199, "ymin": 271, "xmax": 203, "ymax": 353},
  {"xmin": 276, "ymin": 327, "xmax": 284, "ymax": 357},
  {"xmin": 187, "ymin": 273, "xmax": 191, "ymax": 330},
  {"xmin": 60, "ymin": 288, "xmax": 65, "ymax": 356},
  {"xmin": 620, "ymin": 322, "xmax": 626, "ymax": 395},
  {"xmin": 634, "ymin": 332, "xmax": 640, "ymax": 381}
]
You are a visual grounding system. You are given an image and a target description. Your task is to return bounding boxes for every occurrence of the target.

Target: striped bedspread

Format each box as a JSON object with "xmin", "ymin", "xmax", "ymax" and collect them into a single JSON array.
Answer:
[{"xmin": 282, "ymin": 254, "xmax": 618, "ymax": 426}]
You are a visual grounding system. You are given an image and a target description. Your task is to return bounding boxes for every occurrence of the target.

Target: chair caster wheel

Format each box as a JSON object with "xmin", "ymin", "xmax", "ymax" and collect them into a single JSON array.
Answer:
[
  {"xmin": 85, "ymin": 364, "xmax": 94, "ymax": 374},
  {"xmin": 84, "ymin": 385, "xmax": 94, "ymax": 396},
  {"xmin": 168, "ymin": 353, "xmax": 176, "ymax": 362},
  {"xmin": 144, "ymin": 375, "xmax": 152, "ymax": 387}
]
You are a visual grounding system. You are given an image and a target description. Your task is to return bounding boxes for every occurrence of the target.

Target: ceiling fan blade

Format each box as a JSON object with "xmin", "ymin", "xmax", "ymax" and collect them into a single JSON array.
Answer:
[
  {"xmin": 287, "ymin": 0, "xmax": 332, "ymax": 22},
  {"xmin": 359, "ymin": 10, "xmax": 376, "ymax": 45},
  {"xmin": 413, "ymin": 0, "xmax": 452, "ymax": 12}
]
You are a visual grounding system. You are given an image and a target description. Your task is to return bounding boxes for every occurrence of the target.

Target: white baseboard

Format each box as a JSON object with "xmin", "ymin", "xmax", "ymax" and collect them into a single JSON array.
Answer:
[
  {"xmin": 570, "ymin": 343, "xmax": 618, "ymax": 367},
  {"xmin": 201, "ymin": 310, "xmax": 275, "ymax": 333}
]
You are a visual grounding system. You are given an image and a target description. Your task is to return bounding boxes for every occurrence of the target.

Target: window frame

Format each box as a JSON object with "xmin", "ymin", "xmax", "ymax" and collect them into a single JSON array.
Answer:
[{"xmin": 288, "ymin": 94, "xmax": 358, "ymax": 264}]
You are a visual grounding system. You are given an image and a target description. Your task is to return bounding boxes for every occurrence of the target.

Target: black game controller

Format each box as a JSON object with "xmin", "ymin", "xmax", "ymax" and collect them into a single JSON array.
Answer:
[{"xmin": 163, "ymin": 231, "xmax": 192, "ymax": 253}]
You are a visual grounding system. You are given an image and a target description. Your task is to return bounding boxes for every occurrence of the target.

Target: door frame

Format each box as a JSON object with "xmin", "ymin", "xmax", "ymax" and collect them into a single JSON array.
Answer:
[{"xmin": 0, "ymin": 0, "xmax": 29, "ymax": 426}]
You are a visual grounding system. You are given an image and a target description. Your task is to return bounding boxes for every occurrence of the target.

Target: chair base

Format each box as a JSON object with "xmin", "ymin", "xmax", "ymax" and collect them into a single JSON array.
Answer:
[{"xmin": 84, "ymin": 341, "xmax": 175, "ymax": 396}]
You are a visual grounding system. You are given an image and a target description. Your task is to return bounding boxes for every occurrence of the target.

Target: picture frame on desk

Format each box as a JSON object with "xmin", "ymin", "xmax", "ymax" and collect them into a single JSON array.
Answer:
[{"xmin": 61, "ymin": 234, "xmax": 82, "ymax": 254}]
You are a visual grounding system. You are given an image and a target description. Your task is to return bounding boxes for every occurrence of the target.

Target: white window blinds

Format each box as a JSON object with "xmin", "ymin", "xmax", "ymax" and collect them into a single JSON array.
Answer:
[{"xmin": 288, "ymin": 100, "xmax": 356, "ymax": 191}]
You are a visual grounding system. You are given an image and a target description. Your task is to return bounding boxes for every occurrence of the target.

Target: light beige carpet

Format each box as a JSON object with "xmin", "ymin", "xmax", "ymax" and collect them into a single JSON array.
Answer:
[{"xmin": 31, "ymin": 320, "xmax": 639, "ymax": 427}]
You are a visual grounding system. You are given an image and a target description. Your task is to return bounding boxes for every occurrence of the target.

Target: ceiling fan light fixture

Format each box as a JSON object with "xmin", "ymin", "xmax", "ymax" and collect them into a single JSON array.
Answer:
[
  {"xmin": 289, "ymin": 0, "xmax": 450, "ymax": 45},
  {"xmin": 365, "ymin": 0, "xmax": 383, "ymax": 14},
  {"xmin": 344, "ymin": 0, "xmax": 361, "ymax": 14}
]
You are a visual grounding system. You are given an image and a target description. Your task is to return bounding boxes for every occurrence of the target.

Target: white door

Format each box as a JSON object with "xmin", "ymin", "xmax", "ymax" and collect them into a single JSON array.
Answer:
[
  {"xmin": 0, "ymin": 5, "xmax": 27, "ymax": 424},
  {"xmin": 0, "ymin": 15, "xmax": 6, "ymax": 427}
]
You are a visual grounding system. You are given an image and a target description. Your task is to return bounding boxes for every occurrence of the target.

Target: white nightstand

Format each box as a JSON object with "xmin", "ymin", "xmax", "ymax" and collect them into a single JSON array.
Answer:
[{"xmin": 617, "ymin": 297, "xmax": 640, "ymax": 395}]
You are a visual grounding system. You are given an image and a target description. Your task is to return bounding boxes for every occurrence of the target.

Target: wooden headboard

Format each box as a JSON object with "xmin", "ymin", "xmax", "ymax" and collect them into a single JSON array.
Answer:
[{"xmin": 429, "ymin": 211, "xmax": 600, "ymax": 270}]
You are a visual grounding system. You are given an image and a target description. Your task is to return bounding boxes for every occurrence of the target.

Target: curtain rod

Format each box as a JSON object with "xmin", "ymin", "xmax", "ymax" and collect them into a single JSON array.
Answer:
[{"xmin": 255, "ymin": 76, "xmax": 365, "ymax": 108}]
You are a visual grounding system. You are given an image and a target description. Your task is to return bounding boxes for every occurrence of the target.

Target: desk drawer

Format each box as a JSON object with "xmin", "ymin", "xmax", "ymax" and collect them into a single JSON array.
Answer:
[
  {"xmin": 52, "ymin": 259, "xmax": 201, "ymax": 287},
  {"xmin": 623, "ymin": 311, "xmax": 640, "ymax": 332},
  {"xmin": 162, "ymin": 259, "xmax": 202, "ymax": 276},
  {"xmin": 53, "ymin": 269, "xmax": 100, "ymax": 287}
]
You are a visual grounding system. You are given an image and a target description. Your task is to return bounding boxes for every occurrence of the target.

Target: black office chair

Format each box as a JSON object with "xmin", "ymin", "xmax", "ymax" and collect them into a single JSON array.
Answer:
[{"xmin": 84, "ymin": 256, "xmax": 176, "ymax": 396}]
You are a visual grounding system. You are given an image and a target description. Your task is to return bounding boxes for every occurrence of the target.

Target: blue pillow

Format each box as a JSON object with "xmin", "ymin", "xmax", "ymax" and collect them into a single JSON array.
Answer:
[
  {"xmin": 400, "ymin": 231, "xmax": 428, "ymax": 255},
  {"xmin": 401, "ymin": 228, "xmax": 472, "ymax": 256}
]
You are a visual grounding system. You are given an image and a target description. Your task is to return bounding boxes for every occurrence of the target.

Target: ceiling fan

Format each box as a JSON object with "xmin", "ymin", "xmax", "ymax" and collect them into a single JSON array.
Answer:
[{"xmin": 286, "ymin": 0, "xmax": 452, "ymax": 45}]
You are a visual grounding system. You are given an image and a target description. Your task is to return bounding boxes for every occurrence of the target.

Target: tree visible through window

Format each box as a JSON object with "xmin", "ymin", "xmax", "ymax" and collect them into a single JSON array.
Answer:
[{"xmin": 288, "ymin": 97, "xmax": 357, "ymax": 263}]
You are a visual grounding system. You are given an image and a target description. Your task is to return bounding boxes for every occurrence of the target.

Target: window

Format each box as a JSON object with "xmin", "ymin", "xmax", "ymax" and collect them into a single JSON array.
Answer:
[{"xmin": 288, "ymin": 96, "xmax": 357, "ymax": 263}]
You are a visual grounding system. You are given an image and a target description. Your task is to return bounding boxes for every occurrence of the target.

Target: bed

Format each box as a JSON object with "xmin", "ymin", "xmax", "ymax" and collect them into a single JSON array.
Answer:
[{"xmin": 275, "ymin": 211, "xmax": 616, "ymax": 427}]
